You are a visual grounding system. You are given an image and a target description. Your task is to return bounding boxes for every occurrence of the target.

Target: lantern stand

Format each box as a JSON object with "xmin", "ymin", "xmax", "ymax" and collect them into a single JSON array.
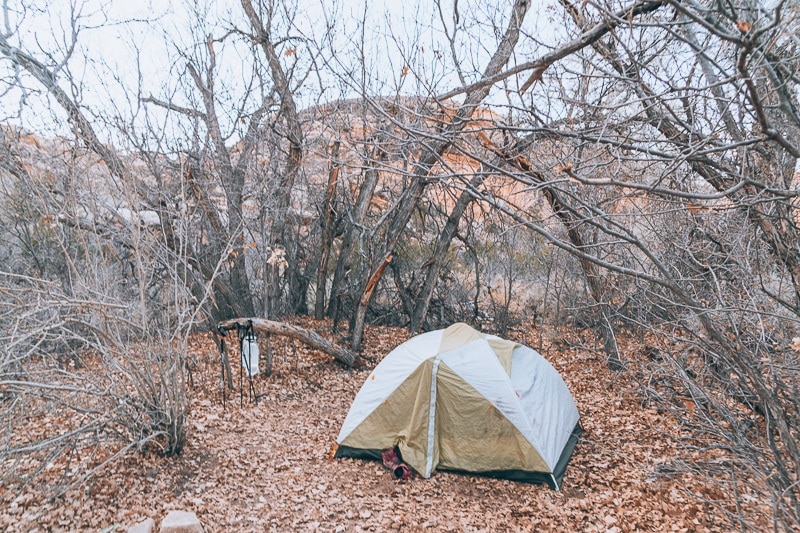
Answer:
[
  {"xmin": 216, "ymin": 320, "xmax": 259, "ymax": 409},
  {"xmin": 237, "ymin": 320, "xmax": 259, "ymax": 407}
]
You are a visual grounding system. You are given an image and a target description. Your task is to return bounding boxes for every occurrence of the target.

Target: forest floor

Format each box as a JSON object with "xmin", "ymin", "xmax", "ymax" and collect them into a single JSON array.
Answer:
[{"xmin": 0, "ymin": 320, "xmax": 768, "ymax": 531}]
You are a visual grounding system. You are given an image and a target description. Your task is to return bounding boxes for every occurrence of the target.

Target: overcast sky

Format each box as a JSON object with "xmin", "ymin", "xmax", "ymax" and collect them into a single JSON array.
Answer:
[{"xmin": 1, "ymin": 0, "xmax": 569, "ymax": 141}]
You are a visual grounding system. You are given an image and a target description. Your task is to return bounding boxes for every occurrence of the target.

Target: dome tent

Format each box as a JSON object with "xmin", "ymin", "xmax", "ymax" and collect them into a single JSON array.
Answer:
[{"xmin": 334, "ymin": 323, "xmax": 582, "ymax": 489}]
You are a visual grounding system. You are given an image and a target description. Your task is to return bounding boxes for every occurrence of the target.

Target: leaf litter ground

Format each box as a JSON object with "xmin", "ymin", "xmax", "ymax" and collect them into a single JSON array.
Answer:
[{"xmin": 0, "ymin": 320, "xmax": 763, "ymax": 531}]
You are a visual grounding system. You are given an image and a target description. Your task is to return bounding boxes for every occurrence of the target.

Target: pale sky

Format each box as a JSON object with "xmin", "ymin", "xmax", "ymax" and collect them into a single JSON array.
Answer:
[{"xmin": 1, "ymin": 0, "xmax": 566, "ymax": 142}]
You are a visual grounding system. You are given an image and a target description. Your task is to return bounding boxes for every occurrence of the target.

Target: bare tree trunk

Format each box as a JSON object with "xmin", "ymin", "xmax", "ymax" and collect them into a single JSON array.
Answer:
[
  {"xmin": 327, "ymin": 141, "xmax": 385, "ymax": 325},
  {"xmin": 348, "ymin": 176, "xmax": 428, "ymax": 346},
  {"xmin": 459, "ymin": 231, "xmax": 483, "ymax": 322},
  {"xmin": 315, "ymin": 141, "xmax": 340, "ymax": 319},
  {"xmin": 185, "ymin": 60, "xmax": 256, "ymax": 318},
  {"xmin": 242, "ymin": 0, "xmax": 305, "ymax": 316},
  {"xmin": 351, "ymin": 254, "xmax": 392, "ymax": 352},
  {"xmin": 408, "ymin": 173, "xmax": 485, "ymax": 333}
]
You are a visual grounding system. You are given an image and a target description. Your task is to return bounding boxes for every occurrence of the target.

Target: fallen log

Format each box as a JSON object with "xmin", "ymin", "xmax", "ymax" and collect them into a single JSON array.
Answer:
[{"xmin": 216, "ymin": 317, "xmax": 357, "ymax": 367}]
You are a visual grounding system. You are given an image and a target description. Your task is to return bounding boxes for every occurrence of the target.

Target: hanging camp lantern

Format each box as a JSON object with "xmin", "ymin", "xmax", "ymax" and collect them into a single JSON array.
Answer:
[{"xmin": 241, "ymin": 331, "xmax": 259, "ymax": 377}]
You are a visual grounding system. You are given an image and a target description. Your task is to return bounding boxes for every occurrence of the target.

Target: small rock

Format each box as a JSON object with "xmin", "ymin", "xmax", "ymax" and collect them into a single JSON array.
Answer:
[
  {"xmin": 128, "ymin": 517, "xmax": 155, "ymax": 533},
  {"xmin": 160, "ymin": 510, "xmax": 203, "ymax": 533}
]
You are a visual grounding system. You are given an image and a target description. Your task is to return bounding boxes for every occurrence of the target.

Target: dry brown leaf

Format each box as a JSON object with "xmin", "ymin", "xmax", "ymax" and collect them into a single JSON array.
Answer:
[{"xmin": 0, "ymin": 321, "xmax": 766, "ymax": 531}]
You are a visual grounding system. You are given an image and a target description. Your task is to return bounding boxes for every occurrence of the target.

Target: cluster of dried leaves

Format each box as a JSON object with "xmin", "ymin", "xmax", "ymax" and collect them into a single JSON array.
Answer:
[{"xmin": 0, "ymin": 320, "xmax": 768, "ymax": 531}]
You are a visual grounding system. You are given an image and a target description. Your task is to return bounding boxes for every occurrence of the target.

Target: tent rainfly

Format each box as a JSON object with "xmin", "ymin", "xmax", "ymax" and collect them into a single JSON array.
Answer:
[{"xmin": 334, "ymin": 323, "xmax": 582, "ymax": 489}]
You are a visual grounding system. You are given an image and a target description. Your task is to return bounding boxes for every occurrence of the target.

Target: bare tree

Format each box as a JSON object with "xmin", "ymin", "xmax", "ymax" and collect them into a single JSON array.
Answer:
[
  {"xmin": 345, "ymin": 0, "xmax": 532, "ymax": 351},
  {"xmin": 314, "ymin": 140, "xmax": 340, "ymax": 319},
  {"xmin": 437, "ymin": 0, "xmax": 800, "ymax": 525},
  {"xmin": 0, "ymin": 126, "xmax": 197, "ymax": 498},
  {"xmin": 3, "ymin": 0, "xmax": 800, "ymax": 526}
]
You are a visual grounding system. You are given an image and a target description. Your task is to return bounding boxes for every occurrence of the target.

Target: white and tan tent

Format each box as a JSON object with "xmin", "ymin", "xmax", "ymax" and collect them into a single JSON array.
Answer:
[{"xmin": 334, "ymin": 323, "xmax": 582, "ymax": 489}]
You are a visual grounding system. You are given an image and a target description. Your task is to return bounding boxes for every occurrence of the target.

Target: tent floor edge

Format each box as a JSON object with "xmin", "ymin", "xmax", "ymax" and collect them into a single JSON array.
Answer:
[
  {"xmin": 334, "ymin": 422, "xmax": 583, "ymax": 489},
  {"xmin": 437, "ymin": 467, "xmax": 561, "ymax": 487}
]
